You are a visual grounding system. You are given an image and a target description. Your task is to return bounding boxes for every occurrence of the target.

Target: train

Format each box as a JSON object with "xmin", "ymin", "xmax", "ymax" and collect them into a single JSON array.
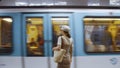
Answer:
[{"xmin": 0, "ymin": 8, "xmax": 120, "ymax": 68}]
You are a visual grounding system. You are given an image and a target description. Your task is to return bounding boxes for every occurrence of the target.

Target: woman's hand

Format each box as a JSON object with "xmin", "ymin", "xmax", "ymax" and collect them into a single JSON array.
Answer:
[
  {"xmin": 52, "ymin": 46, "xmax": 60, "ymax": 51},
  {"xmin": 70, "ymin": 58, "xmax": 72, "ymax": 63}
]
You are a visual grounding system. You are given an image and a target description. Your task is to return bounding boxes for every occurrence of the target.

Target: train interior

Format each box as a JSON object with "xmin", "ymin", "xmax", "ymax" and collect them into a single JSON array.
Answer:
[{"xmin": 84, "ymin": 17, "xmax": 120, "ymax": 52}]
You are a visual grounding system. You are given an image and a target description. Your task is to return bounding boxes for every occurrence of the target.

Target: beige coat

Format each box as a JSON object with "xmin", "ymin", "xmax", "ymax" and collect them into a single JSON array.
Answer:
[{"xmin": 57, "ymin": 36, "xmax": 73, "ymax": 68}]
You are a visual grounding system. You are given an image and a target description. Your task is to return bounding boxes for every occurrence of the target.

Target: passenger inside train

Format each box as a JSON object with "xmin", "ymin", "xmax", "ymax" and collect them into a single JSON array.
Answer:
[{"xmin": 84, "ymin": 17, "xmax": 120, "ymax": 53}]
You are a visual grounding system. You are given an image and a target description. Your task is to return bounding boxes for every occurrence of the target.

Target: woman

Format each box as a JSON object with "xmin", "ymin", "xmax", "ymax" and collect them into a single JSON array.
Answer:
[{"xmin": 53, "ymin": 25, "xmax": 73, "ymax": 68}]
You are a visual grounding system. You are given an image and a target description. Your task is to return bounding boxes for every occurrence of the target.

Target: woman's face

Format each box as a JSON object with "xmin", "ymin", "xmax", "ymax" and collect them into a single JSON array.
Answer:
[{"xmin": 60, "ymin": 30, "xmax": 64, "ymax": 35}]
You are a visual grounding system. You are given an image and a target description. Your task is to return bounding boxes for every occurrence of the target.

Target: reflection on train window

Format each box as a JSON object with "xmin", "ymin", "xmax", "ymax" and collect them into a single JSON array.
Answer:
[
  {"xmin": 26, "ymin": 18, "xmax": 44, "ymax": 56},
  {"xmin": 52, "ymin": 17, "xmax": 69, "ymax": 47},
  {"xmin": 84, "ymin": 17, "xmax": 120, "ymax": 53},
  {"xmin": 0, "ymin": 17, "xmax": 12, "ymax": 54}
]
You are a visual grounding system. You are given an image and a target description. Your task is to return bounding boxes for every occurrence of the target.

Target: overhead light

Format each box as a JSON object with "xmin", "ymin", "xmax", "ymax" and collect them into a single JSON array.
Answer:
[
  {"xmin": 52, "ymin": 18, "xmax": 69, "ymax": 20},
  {"xmin": 88, "ymin": 0, "xmax": 100, "ymax": 6},
  {"xmin": 110, "ymin": 0, "xmax": 120, "ymax": 6},
  {"xmin": 29, "ymin": 3, "xmax": 54, "ymax": 6},
  {"xmin": 55, "ymin": 2, "xmax": 67, "ymax": 5},
  {"xmin": 28, "ymin": 19, "xmax": 31, "ymax": 21},
  {"xmin": 3, "ymin": 18, "xmax": 12, "ymax": 22},
  {"xmin": 46, "ymin": 3, "xmax": 54, "ymax": 6},
  {"xmin": 29, "ymin": 3, "xmax": 41, "ymax": 6},
  {"xmin": 88, "ymin": 3, "xmax": 100, "ymax": 6},
  {"xmin": 15, "ymin": 2, "xmax": 28, "ymax": 6},
  {"xmin": 84, "ymin": 18, "xmax": 120, "ymax": 21}
]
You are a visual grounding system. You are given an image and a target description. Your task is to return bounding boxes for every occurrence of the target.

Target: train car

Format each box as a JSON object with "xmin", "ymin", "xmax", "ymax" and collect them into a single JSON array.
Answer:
[{"xmin": 0, "ymin": 8, "xmax": 120, "ymax": 68}]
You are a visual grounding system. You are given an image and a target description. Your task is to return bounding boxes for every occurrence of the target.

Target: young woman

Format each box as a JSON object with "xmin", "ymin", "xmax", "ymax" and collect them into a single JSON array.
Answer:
[{"xmin": 53, "ymin": 25, "xmax": 73, "ymax": 68}]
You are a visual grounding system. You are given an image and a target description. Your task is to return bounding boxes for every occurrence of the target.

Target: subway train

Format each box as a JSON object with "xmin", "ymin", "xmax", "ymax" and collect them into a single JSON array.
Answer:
[{"xmin": 0, "ymin": 8, "xmax": 120, "ymax": 68}]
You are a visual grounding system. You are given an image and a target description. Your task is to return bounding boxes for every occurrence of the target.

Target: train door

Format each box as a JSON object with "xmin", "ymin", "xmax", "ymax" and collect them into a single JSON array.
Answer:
[
  {"xmin": 0, "ymin": 13, "xmax": 22, "ymax": 68},
  {"xmin": 48, "ymin": 13, "xmax": 75, "ymax": 68},
  {"xmin": 22, "ymin": 14, "xmax": 49, "ymax": 68},
  {"xmin": 22, "ymin": 13, "xmax": 75, "ymax": 68}
]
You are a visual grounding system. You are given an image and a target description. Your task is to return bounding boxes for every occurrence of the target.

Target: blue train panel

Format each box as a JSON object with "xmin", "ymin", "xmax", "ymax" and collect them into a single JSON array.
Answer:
[
  {"xmin": 0, "ymin": 13, "xmax": 22, "ymax": 68},
  {"xmin": 0, "ymin": 12, "xmax": 120, "ymax": 68}
]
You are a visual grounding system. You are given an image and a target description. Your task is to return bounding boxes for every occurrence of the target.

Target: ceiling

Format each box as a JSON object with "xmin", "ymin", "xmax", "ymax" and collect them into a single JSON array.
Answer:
[{"xmin": 0, "ymin": 0, "xmax": 119, "ymax": 6}]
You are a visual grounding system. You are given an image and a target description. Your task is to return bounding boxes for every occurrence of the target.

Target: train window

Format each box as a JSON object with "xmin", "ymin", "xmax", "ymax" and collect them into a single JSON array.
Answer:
[
  {"xmin": 52, "ymin": 17, "xmax": 69, "ymax": 48},
  {"xmin": 26, "ymin": 17, "xmax": 44, "ymax": 56},
  {"xmin": 84, "ymin": 17, "xmax": 120, "ymax": 53},
  {"xmin": 0, "ymin": 17, "xmax": 13, "ymax": 54}
]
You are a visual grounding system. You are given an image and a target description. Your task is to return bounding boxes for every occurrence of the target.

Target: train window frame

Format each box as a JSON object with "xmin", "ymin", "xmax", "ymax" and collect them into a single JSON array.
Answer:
[
  {"xmin": 0, "ymin": 16, "xmax": 13, "ymax": 55},
  {"xmin": 83, "ymin": 16, "xmax": 120, "ymax": 54},
  {"xmin": 25, "ymin": 17, "xmax": 44, "ymax": 56}
]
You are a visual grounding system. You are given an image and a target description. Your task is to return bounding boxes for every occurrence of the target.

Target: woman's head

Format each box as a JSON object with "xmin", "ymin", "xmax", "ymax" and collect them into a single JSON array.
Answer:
[
  {"xmin": 60, "ymin": 25, "xmax": 71, "ymax": 38},
  {"xmin": 60, "ymin": 25, "xmax": 70, "ymax": 32}
]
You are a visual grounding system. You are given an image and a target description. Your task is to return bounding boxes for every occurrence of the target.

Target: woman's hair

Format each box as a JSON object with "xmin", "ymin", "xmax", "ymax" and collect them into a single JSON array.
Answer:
[{"xmin": 63, "ymin": 31, "xmax": 71, "ymax": 38}]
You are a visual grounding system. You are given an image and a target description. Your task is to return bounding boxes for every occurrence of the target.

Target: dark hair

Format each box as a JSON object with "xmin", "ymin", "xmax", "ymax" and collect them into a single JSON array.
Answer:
[{"xmin": 63, "ymin": 31, "xmax": 71, "ymax": 38}]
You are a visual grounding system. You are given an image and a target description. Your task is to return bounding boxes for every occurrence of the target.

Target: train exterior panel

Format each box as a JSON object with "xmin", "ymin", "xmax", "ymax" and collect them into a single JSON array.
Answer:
[
  {"xmin": 0, "ymin": 9, "xmax": 120, "ymax": 68},
  {"xmin": 0, "ymin": 13, "xmax": 22, "ymax": 68}
]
